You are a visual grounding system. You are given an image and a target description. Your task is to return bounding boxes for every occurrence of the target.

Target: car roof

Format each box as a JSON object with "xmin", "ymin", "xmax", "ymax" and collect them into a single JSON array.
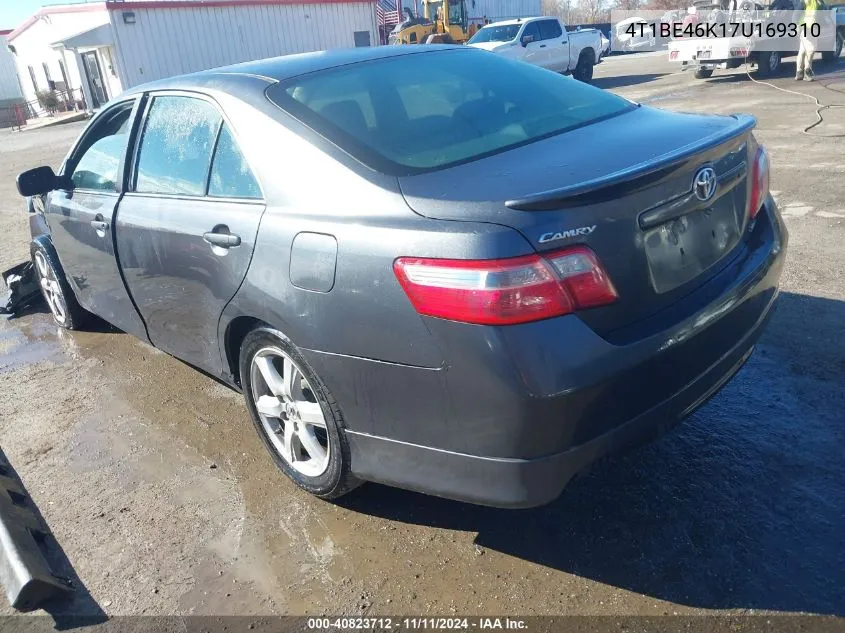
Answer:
[
  {"xmin": 480, "ymin": 17, "xmax": 544, "ymax": 27},
  {"xmin": 123, "ymin": 45, "xmax": 465, "ymax": 96}
]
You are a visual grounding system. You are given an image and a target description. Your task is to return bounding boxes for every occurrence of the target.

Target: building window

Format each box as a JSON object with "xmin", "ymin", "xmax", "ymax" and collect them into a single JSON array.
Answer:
[{"xmin": 28, "ymin": 66, "xmax": 38, "ymax": 93}]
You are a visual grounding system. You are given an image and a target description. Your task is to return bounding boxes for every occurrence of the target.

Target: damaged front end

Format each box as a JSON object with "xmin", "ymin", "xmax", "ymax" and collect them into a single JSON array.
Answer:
[{"xmin": 0, "ymin": 261, "xmax": 42, "ymax": 318}]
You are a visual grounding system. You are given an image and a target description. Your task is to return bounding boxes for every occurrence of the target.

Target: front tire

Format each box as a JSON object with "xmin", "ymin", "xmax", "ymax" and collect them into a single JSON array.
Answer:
[
  {"xmin": 30, "ymin": 241, "xmax": 89, "ymax": 330},
  {"xmin": 239, "ymin": 326, "xmax": 361, "ymax": 500}
]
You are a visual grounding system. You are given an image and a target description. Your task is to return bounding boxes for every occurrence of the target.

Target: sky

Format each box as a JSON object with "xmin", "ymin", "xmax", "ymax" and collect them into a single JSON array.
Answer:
[{"xmin": 0, "ymin": 0, "xmax": 103, "ymax": 31}]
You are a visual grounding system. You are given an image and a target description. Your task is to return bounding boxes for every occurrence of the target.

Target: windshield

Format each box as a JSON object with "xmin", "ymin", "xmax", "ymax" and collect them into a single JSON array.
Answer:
[
  {"xmin": 468, "ymin": 24, "xmax": 520, "ymax": 43},
  {"xmin": 267, "ymin": 49, "xmax": 633, "ymax": 175}
]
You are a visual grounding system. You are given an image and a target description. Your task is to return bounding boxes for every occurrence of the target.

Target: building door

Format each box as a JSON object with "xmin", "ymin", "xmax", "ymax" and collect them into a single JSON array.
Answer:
[{"xmin": 81, "ymin": 51, "xmax": 108, "ymax": 108}]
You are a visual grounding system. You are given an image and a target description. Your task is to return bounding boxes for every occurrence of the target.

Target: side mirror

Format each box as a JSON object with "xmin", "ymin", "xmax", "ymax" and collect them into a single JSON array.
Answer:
[
  {"xmin": 16, "ymin": 166, "xmax": 60, "ymax": 197},
  {"xmin": 521, "ymin": 34, "xmax": 534, "ymax": 46}
]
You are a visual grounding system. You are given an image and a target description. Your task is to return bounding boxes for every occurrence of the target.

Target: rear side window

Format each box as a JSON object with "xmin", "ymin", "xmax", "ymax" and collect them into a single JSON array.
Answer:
[
  {"xmin": 208, "ymin": 124, "xmax": 262, "ymax": 199},
  {"xmin": 135, "ymin": 96, "xmax": 222, "ymax": 196},
  {"xmin": 267, "ymin": 49, "xmax": 632, "ymax": 175},
  {"xmin": 539, "ymin": 19, "xmax": 563, "ymax": 40}
]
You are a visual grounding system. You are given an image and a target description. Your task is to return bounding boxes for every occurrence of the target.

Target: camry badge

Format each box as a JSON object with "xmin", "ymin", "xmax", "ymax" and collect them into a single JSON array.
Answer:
[{"xmin": 538, "ymin": 225, "xmax": 597, "ymax": 244}]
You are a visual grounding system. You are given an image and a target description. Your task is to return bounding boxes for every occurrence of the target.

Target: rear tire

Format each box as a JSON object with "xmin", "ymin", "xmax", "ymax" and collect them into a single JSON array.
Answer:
[
  {"xmin": 30, "ymin": 240, "xmax": 89, "ymax": 330},
  {"xmin": 239, "ymin": 326, "xmax": 362, "ymax": 500},
  {"xmin": 574, "ymin": 50, "xmax": 595, "ymax": 83},
  {"xmin": 694, "ymin": 68, "xmax": 714, "ymax": 79},
  {"xmin": 755, "ymin": 50, "xmax": 781, "ymax": 77}
]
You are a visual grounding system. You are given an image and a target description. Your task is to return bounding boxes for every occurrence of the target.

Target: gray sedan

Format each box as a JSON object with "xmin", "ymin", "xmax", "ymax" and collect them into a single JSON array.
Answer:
[{"xmin": 17, "ymin": 46, "xmax": 786, "ymax": 507}]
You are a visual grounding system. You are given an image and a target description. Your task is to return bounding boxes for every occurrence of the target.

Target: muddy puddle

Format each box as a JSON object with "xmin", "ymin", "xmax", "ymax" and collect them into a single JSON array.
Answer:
[{"xmin": 1, "ymin": 289, "xmax": 845, "ymax": 617}]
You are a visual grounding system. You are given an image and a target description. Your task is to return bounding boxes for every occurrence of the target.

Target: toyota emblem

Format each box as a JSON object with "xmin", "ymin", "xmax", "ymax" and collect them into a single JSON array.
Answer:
[{"xmin": 693, "ymin": 166, "xmax": 717, "ymax": 202}]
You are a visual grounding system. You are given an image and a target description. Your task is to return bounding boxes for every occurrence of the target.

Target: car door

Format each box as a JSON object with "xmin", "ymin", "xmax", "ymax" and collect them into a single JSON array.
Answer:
[
  {"xmin": 537, "ymin": 19, "xmax": 567, "ymax": 71},
  {"xmin": 114, "ymin": 92, "xmax": 266, "ymax": 376},
  {"xmin": 46, "ymin": 98, "xmax": 149, "ymax": 340},
  {"xmin": 519, "ymin": 22, "xmax": 548, "ymax": 67}
]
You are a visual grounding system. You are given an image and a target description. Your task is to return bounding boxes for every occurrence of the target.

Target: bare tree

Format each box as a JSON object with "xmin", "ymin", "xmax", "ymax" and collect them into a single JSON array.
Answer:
[
  {"xmin": 542, "ymin": 0, "xmax": 577, "ymax": 23},
  {"xmin": 646, "ymin": 0, "xmax": 688, "ymax": 9},
  {"xmin": 614, "ymin": 0, "xmax": 646, "ymax": 9},
  {"xmin": 580, "ymin": 0, "xmax": 612, "ymax": 22}
]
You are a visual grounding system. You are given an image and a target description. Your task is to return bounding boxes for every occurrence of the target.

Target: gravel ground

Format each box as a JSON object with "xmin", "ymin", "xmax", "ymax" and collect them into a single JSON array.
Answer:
[{"xmin": 0, "ymin": 53, "xmax": 844, "ymax": 620}]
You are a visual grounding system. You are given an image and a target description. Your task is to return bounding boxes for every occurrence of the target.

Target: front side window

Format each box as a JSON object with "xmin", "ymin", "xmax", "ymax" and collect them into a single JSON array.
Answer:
[
  {"xmin": 539, "ymin": 19, "xmax": 563, "ymax": 40},
  {"xmin": 521, "ymin": 21, "xmax": 541, "ymax": 42},
  {"xmin": 135, "ymin": 96, "xmax": 222, "ymax": 196},
  {"xmin": 208, "ymin": 124, "xmax": 262, "ymax": 199},
  {"xmin": 268, "ymin": 49, "xmax": 632, "ymax": 174},
  {"xmin": 70, "ymin": 103, "xmax": 133, "ymax": 192}
]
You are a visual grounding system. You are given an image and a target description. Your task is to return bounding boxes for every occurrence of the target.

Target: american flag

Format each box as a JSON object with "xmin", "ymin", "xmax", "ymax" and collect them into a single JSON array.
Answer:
[{"xmin": 376, "ymin": 0, "xmax": 402, "ymax": 35}]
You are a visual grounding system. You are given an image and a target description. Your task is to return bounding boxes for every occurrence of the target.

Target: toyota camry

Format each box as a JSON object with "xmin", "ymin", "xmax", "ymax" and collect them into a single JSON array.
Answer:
[{"xmin": 17, "ymin": 46, "xmax": 786, "ymax": 507}]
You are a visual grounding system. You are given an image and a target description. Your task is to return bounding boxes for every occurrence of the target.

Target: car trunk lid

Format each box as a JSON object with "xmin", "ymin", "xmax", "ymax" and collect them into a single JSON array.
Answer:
[{"xmin": 398, "ymin": 106, "xmax": 756, "ymax": 335}]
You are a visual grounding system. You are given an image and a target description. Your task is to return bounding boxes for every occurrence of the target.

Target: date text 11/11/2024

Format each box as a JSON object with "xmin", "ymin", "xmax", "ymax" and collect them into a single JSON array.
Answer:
[
  {"xmin": 625, "ymin": 19, "xmax": 822, "ymax": 40},
  {"xmin": 307, "ymin": 618, "xmax": 528, "ymax": 630}
]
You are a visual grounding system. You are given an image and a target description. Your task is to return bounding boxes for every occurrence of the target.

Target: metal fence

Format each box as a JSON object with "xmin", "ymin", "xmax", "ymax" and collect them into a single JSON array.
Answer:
[{"xmin": 0, "ymin": 88, "xmax": 87, "ymax": 131}]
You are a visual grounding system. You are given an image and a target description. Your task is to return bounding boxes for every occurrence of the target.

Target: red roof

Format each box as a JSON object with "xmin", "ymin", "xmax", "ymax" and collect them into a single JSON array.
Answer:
[
  {"xmin": 8, "ymin": 0, "xmax": 372, "ymax": 42},
  {"xmin": 105, "ymin": 0, "xmax": 374, "ymax": 9}
]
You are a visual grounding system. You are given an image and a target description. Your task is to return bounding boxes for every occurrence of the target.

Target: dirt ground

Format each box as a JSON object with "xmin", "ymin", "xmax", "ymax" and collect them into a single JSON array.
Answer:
[{"xmin": 1, "ymin": 53, "xmax": 844, "ymax": 620}]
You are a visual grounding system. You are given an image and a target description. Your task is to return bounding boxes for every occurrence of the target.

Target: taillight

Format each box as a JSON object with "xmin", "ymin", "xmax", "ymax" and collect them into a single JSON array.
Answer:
[
  {"xmin": 748, "ymin": 145, "xmax": 769, "ymax": 220},
  {"xmin": 393, "ymin": 246, "xmax": 617, "ymax": 326}
]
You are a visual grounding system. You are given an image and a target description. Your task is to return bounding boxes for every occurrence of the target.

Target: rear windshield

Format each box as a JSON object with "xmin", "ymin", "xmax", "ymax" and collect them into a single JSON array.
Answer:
[{"xmin": 267, "ymin": 49, "xmax": 633, "ymax": 175}]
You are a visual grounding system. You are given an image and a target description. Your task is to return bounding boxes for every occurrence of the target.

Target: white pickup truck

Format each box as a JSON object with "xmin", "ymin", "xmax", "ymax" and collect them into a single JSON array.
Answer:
[
  {"xmin": 668, "ymin": 4, "xmax": 845, "ymax": 79},
  {"xmin": 467, "ymin": 17, "xmax": 603, "ymax": 82}
]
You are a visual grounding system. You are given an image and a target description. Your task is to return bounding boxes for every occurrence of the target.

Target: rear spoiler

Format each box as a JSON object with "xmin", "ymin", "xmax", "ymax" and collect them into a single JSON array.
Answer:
[{"xmin": 505, "ymin": 113, "xmax": 756, "ymax": 211}]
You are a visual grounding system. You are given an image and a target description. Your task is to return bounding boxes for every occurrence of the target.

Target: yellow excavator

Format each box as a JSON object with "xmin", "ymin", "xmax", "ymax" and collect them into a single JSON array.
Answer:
[{"xmin": 387, "ymin": 0, "xmax": 479, "ymax": 44}]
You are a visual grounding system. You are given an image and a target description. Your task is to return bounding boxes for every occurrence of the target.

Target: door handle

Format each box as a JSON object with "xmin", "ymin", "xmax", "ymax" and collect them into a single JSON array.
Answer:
[
  {"xmin": 540, "ymin": 44, "xmax": 546, "ymax": 48},
  {"xmin": 203, "ymin": 230, "xmax": 241, "ymax": 249},
  {"xmin": 90, "ymin": 213, "xmax": 109, "ymax": 234}
]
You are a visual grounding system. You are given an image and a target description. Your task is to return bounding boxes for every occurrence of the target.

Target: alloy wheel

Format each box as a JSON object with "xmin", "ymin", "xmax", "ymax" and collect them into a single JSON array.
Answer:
[
  {"xmin": 249, "ymin": 347, "xmax": 330, "ymax": 478},
  {"xmin": 768, "ymin": 51, "xmax": 779, "ymax": 73},
  {"xmin": 34, "ymin": 251, "xmax": 67, "ymax": 325}
]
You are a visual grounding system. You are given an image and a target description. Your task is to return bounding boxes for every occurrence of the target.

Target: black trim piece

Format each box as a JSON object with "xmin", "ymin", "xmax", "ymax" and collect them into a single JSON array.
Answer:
[
  {"xmin": 204, "ymin": 118, "xmax": 225, "ymax": 197},
  {"xmin": 638, "ymin": 161, "xmax": 747, "ymax": 230}
]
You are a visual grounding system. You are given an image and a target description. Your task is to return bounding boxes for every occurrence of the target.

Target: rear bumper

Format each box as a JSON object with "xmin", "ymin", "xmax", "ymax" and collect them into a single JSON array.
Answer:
[
  {"xmin": 305, "ymin": 200, "xmax": 787, "ymax": 507},
  {"xmin": 346, "ymin": 315, "xmax": 760, "ymax": 507}
]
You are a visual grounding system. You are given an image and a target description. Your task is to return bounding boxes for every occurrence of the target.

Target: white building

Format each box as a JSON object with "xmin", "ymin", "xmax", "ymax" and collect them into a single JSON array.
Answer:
[
  {"xmin": 0, "ymin": 30, "xmax": 25, "ymax": 128},
  {"xmin": 0, "ymin": 30, "xmax": 24, "ymax": 104},
  {"xmin": 6, "ymin": 0, "xmax": 380, "ymax": 115}
]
